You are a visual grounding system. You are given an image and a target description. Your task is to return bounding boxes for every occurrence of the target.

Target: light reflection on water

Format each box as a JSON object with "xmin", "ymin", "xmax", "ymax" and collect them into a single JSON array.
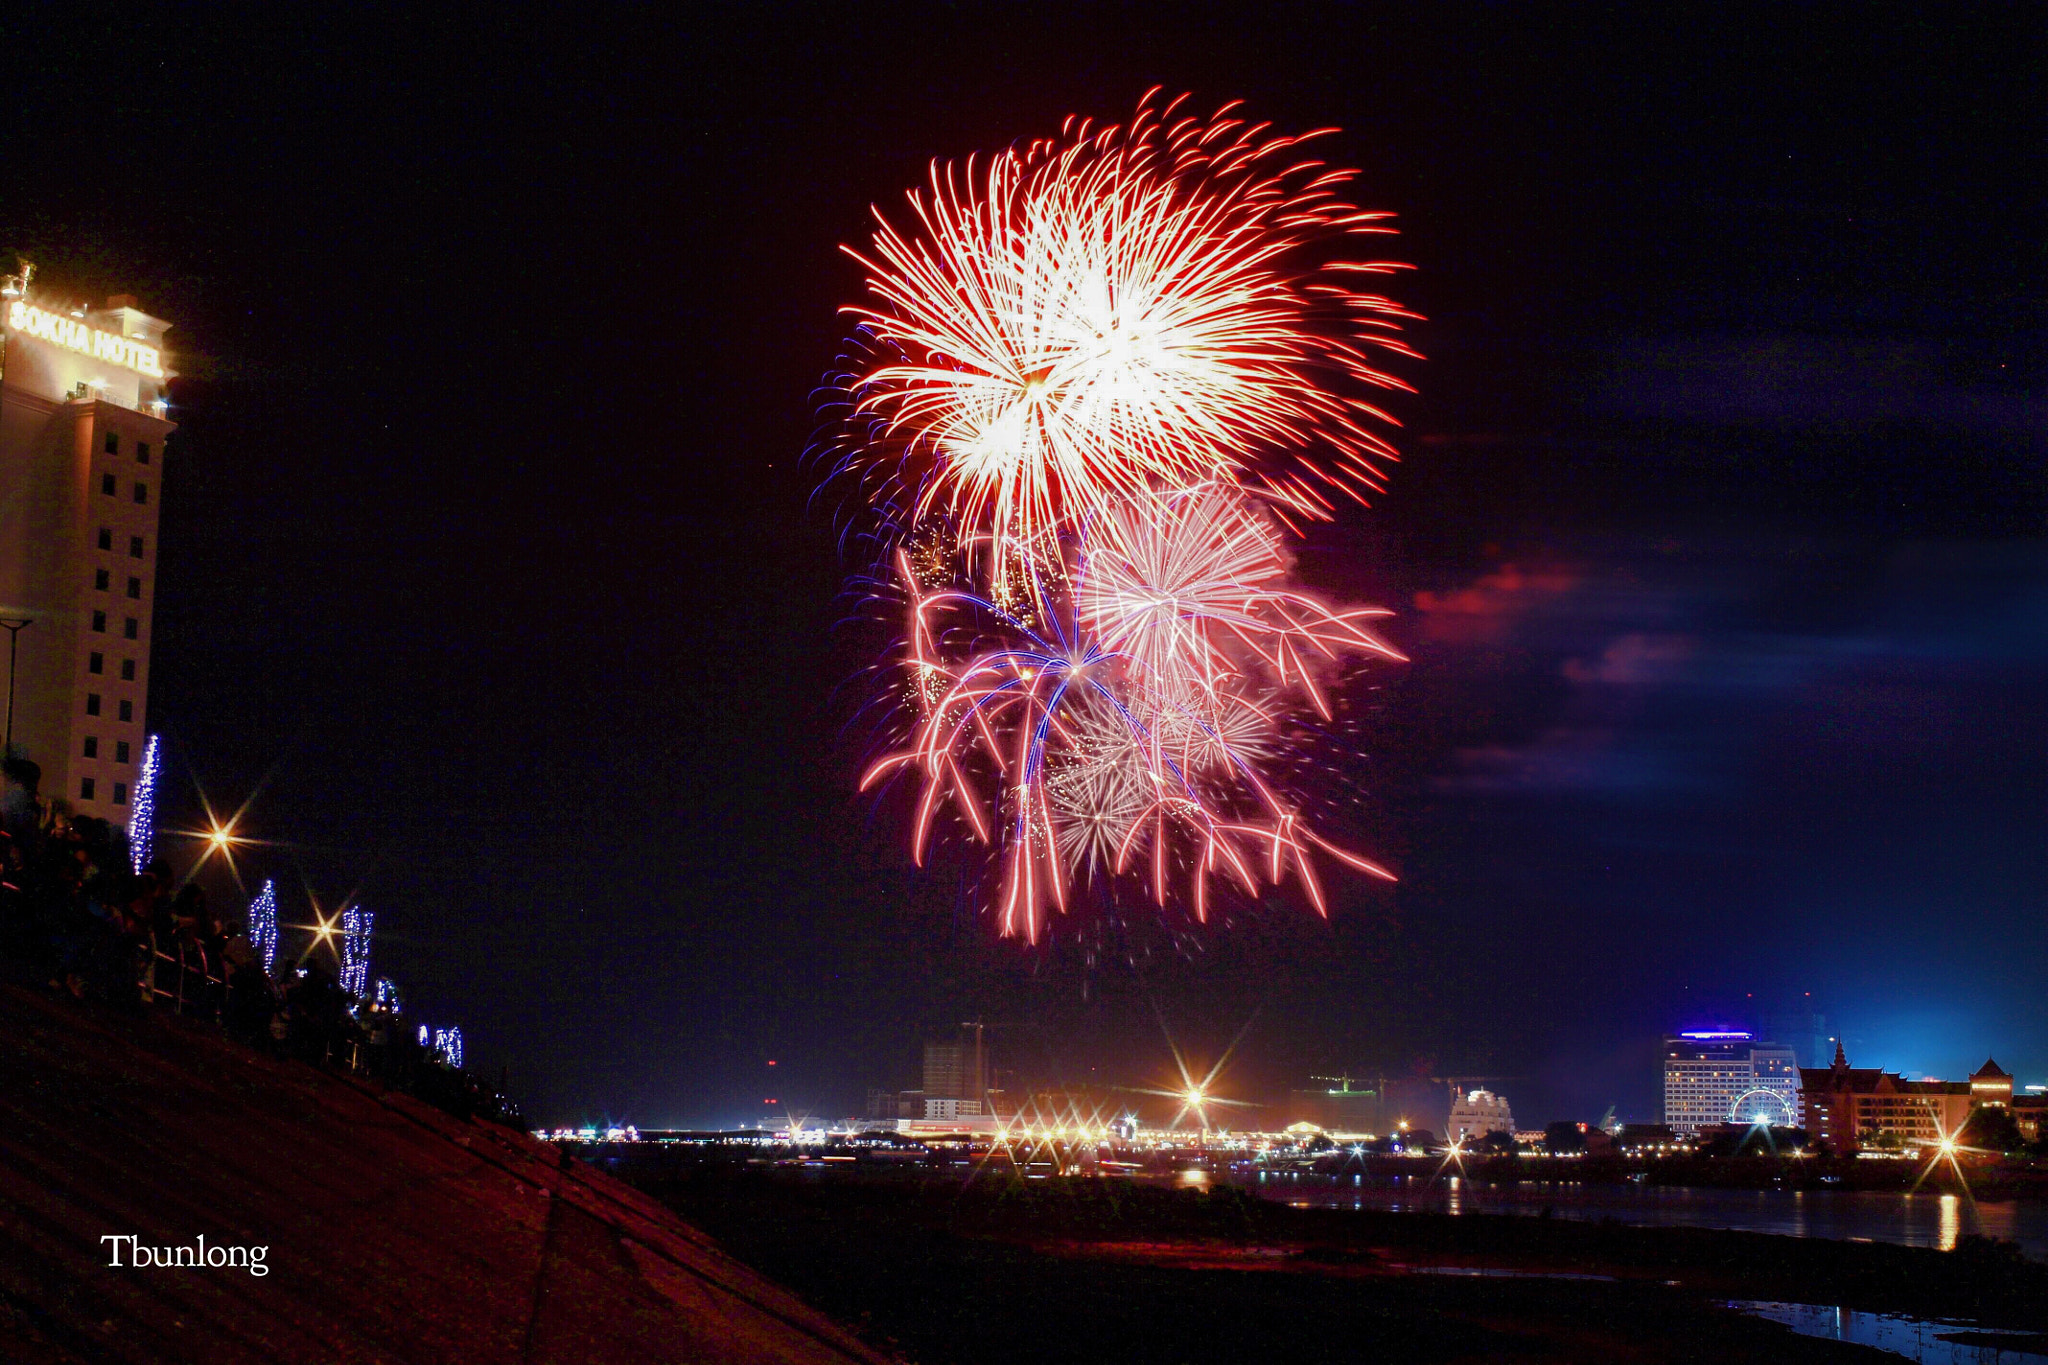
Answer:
[
  {"xmin": 1729, "ymin": 1300, "xmax": 2048, "ymax": 1365},
  {"xmin": 1242, "ymin": 1172, "xmax": 2046, "ymax": 1260}
]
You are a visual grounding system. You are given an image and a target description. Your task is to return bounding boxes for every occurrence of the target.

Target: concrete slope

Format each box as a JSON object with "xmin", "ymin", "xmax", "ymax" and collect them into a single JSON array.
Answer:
[{"xmin": 0, "ymin": 985, "xmax": 887, "ymax": 1365}]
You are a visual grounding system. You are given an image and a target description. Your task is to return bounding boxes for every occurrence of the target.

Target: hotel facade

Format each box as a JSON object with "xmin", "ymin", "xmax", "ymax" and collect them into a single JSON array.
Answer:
[
  {"xmin": 1662, "ymin": 1031, "xmax": 1802, "ymax": 1135},
  {"xmin": 0, "ymin": 278, "xmax": 174, "ymax": 827},
  {"xmin": 1800, "ymin": 1045, "xmax": 2038, "ymax": 1153}
]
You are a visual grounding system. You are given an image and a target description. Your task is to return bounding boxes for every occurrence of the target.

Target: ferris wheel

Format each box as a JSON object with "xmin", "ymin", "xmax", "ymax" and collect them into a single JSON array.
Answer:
[{"xmin": 1727, "ymin": 1087, "xmax": 1798, "ymax": 1127}]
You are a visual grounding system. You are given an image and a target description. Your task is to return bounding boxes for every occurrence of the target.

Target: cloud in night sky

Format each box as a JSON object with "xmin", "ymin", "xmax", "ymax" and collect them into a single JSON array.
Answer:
[{"xmin": 1425, "ymin": 538, "xmax": 2048, "ymax": 803}]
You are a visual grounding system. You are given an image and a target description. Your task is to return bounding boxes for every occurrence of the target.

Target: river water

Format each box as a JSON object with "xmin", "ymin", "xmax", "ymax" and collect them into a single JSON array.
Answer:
[{"xmin": 1236, "ymin": 1170, "xmax": 2048, "ymax": 1260}]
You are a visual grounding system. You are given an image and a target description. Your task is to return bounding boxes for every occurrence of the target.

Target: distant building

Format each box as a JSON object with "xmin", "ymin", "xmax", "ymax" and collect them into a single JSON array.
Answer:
[
  {"xmin": 2016, "ymin": 1088, "xmax": 2048, "ymax": 1144},
  {"xmin": 1800, "ymin": 1046, "xmax": 2013, "ymax": 1153},
  {"xmin": 1445, "ymin": 1088, "xmax": 1516, "ymax": 1143},
  {"xmin": 921, "ymin": 1097, "xmax": 982, "ymax": 1122},
  {"xmin": 864, "ymin": 1088, "xmax": 923, "ymax": 1122},
  {"xmin": 1285, "ymin": 1075, "xmax": 1389, "ymax": 1134},
  {"xmin": 920, "ymin": 1025, "xmax": 989, "ymax": 1120},
  {"xmin": 1761, "ymin": 1006, "xmax": 1831, "ymax": 1070},
  {"xmin": 1662, "ymin": 1032, "xmax": 1801, "ymax": 1135},
  {"xmin": 0, "ymin": 278, "xmax": 175, "ymax": 821}
]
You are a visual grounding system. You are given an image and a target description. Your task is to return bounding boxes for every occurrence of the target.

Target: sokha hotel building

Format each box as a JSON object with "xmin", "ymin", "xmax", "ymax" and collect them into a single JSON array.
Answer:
[{"xmin": 0, "ymin": 276, "xmax": 174, "ymax": 823}]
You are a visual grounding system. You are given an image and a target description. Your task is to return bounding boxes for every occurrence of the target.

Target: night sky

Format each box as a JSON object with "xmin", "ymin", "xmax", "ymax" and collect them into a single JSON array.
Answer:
[{"xmin": 5, "ymin": 7, "xmax": 2040, "ymax": 1129}]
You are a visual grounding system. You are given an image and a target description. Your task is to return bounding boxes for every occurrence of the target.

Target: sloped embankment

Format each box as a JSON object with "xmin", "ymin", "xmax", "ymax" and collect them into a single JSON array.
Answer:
[{"xmin": 0, "ymin": 985, "xmax": 884, "ymax": 1365}]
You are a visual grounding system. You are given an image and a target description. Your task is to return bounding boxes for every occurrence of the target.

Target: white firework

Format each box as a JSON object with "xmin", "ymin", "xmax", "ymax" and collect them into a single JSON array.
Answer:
[{"xmin": 1042, "ymin": 694, "xmax": 1158, "ymax": 878}]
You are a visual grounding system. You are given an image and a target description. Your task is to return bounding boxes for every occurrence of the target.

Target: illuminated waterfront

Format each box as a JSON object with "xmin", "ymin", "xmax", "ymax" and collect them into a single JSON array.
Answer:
[{"xmin": 565, "ymin": 1124, "xmax": 2048, "ymax": 1261}]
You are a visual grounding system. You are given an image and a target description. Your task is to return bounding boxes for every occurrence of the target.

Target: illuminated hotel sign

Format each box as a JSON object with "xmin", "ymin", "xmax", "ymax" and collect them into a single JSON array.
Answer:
[{"xmin": 5, "ymin": 301, "xmax": 165, "ymax": 378}]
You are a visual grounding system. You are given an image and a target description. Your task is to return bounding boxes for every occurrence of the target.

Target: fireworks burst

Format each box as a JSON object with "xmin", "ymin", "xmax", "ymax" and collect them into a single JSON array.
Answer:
[
  {"xmin": 836, "ymin": 89, "xmax": 1419, "ymax": 567},
  {"xmin": 1077, "ymin": 483, "xmax": 1403, "ymax": 719},
  {"xmin": 1041, "ymin": 692, "xmax": 1157, "ymax": 879},
  {"xmin": 862, "ymin": 523, "xmax": 1394, "ymax": 942},
  {"xmin": 828, "ymin": 93, "xmax": 1417, "ymax": 942}
]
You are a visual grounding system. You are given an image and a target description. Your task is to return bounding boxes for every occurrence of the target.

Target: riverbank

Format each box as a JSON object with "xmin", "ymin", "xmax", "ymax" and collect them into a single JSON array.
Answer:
[
  {"xmin": 0, "ymin": 985, "xmax": 884, "ymax": 1364},
  {"xmin": 637, "ymin": 1166, "xmax": 2048, "ymax": 1364}
]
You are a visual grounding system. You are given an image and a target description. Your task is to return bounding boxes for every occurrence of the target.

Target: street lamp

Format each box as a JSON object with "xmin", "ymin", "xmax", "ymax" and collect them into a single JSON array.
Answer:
[{"xmin": 0, "ymin": 617, "xmax": 30, "ymax": 757}]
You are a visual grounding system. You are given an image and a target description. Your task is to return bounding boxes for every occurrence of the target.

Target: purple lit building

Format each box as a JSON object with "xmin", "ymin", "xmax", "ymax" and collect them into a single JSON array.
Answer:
[{"xmin": 1662, "ymin": 1031, "xmax": 1801, "ymax": 1135}]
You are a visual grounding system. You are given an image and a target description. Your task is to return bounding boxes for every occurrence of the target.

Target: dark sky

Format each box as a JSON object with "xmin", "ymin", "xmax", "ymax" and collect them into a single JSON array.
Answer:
[{"xmin": 5, "ymin": 5, "xmax": 2041, "ymax": 1128}]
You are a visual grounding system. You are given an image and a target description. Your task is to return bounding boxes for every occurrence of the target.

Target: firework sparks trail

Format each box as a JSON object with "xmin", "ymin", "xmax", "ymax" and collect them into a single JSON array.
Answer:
[
  {"xmin": 1041, "ymin": 693, "xmax": 1157, "ymax": 879},
  {"xmin": 1077, "ymin": 484, "xmax": 1405, "ymax": 719},
  {"xmin": 839, "ymin": 89, "xmax": 1419, "ymax": 569},
  {"xmin": 830, "ymin": 93, "xmax": 1417, "ymax": 941},
  {"xmin": 861, "ymin": 534, "xmax": 1394, "ymax": 942}
]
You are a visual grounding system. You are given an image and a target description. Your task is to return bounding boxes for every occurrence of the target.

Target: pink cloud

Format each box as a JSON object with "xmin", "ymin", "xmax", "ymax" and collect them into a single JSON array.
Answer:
[
  {"xmin": 1412, "ymin": 562, "xmax": 1579, "ymax": 643},
  {"xmin": 1561, "ymin": 633, "xmax": 1698, "ymax": 686}
]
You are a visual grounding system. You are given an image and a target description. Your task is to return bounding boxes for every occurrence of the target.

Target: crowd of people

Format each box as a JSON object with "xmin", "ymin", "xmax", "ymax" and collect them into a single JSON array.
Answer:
[{"xmin": 1, "ymin": 757, "xmax": 520, "ymax": 1125}]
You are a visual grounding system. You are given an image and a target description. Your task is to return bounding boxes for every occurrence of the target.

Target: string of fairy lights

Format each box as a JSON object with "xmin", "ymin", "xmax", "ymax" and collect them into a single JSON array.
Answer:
[
  {"xmin": 248, "ymin": 879, "xmax": 279, "ymax": 974},
  {"xmin": 125, "ymin": 733, "xmax": 468, "ymax": 1068},
  {"xmin": 339, "ymin": 906, "xmax": 374, "ymax": 998},
  {"xmin": 128, "ymin": 735, "xmax": 160, "ymax": 873}
]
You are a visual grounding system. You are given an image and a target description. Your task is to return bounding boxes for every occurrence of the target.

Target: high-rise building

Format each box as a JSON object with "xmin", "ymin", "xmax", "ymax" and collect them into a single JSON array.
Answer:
[
  {"xmin": 921, "ymin": 1024, "xmax": 989, "ymax": 1119},
  {"xmin": 0, "ymin": 275, "xmax": 174, "ymax": 830},
  {"xmin": 1662, "ymin": 1032, "xmax": 1801, "ymax": 1135},
  {"xmin": 1761, "ymin": 1005, "xmax": 1831, "ymax": 1069}
]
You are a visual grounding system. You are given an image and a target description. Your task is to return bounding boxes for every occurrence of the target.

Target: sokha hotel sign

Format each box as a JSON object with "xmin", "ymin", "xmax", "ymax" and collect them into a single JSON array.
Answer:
[{"xmin": 7, "ymin": 300, "xmax": 166, "ymax": 378}]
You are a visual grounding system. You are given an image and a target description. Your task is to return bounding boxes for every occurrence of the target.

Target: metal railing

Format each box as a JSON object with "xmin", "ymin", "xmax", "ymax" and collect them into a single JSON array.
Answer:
[{"xmin": 143, "ymin": 931, "xmax": 224, "ymax": 1016}]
